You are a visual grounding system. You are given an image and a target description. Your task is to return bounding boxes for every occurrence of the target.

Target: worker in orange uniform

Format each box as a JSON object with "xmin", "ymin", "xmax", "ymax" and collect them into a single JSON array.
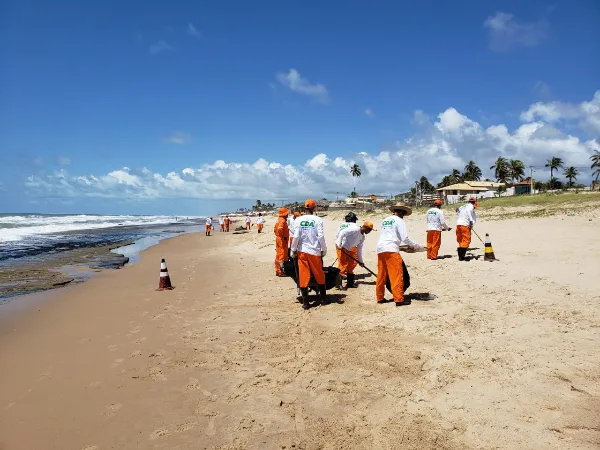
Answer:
[
  {"xmin": 256, "ymin": 213, "xmax": 265, "ymax": 233},
  {"xmin": 219, "ymin": 216, "xmax": 225, "ymax": 232},
  {"xmin": 376, "ymin": 203, "xmax": 425, "ymax": 306},
  {"xmin": 336, "ymin": 220, "xmax": 375, "ymax": 289},
  {"xmin": 290, "ymin": 199, "xmax": 327, "ymax": 310},
  {"xmin": 335, "ymin": 212, "xmax": 359, "ymax": 280},
  {"xmin": 426, "ymin": 200, "xmax": 450, "ymax": 260},
  {"xmin": 224, "ymin": 215, "xmax": 231, "ymax": 232},
  {"xmin": 274, "ymin": 208, "xmax": 290, "ymax": 276},
  {"xmin": 288, "ymin": 211, "xmax": 300, "ymax": 249},
  {"xmin": 245, "ymin": 214, "xmax": 251, "ymax": 230},
  {"xmin": 205, "ymin": 217, "xmax": 212, "ymax": 236},
  {"xmin": 455, "ymin": 196, "xmax": 477, "ymax": 261}
]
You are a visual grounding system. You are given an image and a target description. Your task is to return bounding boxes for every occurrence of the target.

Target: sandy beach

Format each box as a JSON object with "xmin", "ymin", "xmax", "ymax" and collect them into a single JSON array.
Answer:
[{"xmin": 1, "ymin": 208, "xmax": 599, "ymax": 449}]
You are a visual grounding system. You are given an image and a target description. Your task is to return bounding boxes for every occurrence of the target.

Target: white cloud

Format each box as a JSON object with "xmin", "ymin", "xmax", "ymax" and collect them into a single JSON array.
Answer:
[
  {"xmin": 187, "ymin": 23, "xmax": 201, "ymax": 37},
  {"xmin": 275, "ymin": 69, "xmax": 329, "ymax": 104},
  {"xmin": 484, "ymin": 12, "xmax": 549, "ymax": 52},
  {"xmin": 164, "ymin": 131, "xmax": 191, "ymax": 145},
  {"xmin": 57, "ymin": 156, "xmax": 71, "ymax": 166},
  {"xmin": 411, "ymin": 109, "xmax": 430, "ymax": 126},
  {"xmin": 365, "ymin": 107, "xmax": 374, "ymax": 117},
  {"xmin": 520, "ymin": 90, "xmax": 600, "ymax": 134},
  {"xmin": 23, "ymin": 92, "xmax": 600, "ymax": 201},
  {"xmin": 149, "ymin": 40, "xmax": 173, "ymax": 55}
]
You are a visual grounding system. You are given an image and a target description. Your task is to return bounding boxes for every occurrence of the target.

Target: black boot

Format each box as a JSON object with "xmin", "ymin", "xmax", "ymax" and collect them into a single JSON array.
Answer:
[
  {"xmin": 301, "ymin": 288, "xmax": 310, "ymax": 309},
  {"xmin": 457, "ymin": 247, "xmax": 464, "ymax": 261},
  {"xmin": 346, "ymin": 273, "xmax": 356, "ymax": 289},
  {"xmin": 318, "ymin": 284, "xmax": 327, "ymax": 304}
]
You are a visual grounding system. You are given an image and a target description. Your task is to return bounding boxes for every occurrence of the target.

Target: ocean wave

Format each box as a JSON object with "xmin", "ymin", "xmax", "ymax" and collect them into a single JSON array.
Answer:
[{"xmin": 0, "ymin": 215, "xmax": 182, "ymax": 242}]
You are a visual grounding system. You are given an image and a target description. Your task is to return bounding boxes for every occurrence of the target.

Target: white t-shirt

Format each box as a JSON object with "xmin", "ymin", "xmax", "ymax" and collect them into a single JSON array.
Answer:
[
  {"xmin": 336, "ymin": 222, "xmax": 351, "ymax": 239},
  {"xmin": 206, "ymin": 218, "xmax": 212, "ymax": 226},
  {"xmin": 376, "ymin": 215, "xmax": 423, "ymax": 254},
  {"xmin": 245, "ymin": 216, "xmax": 251, "ymax": 223},
  {"xmin": 456, "ymin": 203, "xmax": 477, "ymax": 227},
  {"xmin": 426, "ymin": 208, "xmax": 448, "ymax": 231},
  {"xmin": 256, "ymin": 217, "xmax": 265, "ymax": 224},
  {"xmin": 219, "ymin": 218, "xmax": 225, "ymax": 225},
  {"xmin": 335, "ymin": 223, "xmax": 365, "ymax": 263},
  {"xmin": 290, "ymin": 214, "xmax": 327, "ymax": 256}
]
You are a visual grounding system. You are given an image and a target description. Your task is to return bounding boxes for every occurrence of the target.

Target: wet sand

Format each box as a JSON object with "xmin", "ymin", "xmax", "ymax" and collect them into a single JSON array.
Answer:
[{"xmin": 0, "ymin": 212, "xmax": 599, "ymax": 449}]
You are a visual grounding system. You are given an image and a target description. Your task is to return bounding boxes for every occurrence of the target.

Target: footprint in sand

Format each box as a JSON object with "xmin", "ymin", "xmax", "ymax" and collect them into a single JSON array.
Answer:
[
  {"xmin": 87, "ymin": 381, "xmax": 102, "ymax": 389},
  {"xmin": 107, "ymin": 344, "xmax": 118, "ymax": 352},
  {"xmin": 5, "ymin": 402, "xmax": 16, "ymax": 410},
  {"xmin": 129, "ymin": 326, "xmax": 142, "ymax": 334},
  {"xmin": 149, "ymin": 367, "xmax": 168, "ymax": 381},
  {"xmin": 129, "ymin": 350, "xmax": 142, "ymax": 357},
  {"xmin": 149, "ymin": 428, "xmax": 170, "ymax": 440},
  {"xmin": 206, "ymin": 415, "xmax": 217, "ymax": 436},
  {"xmin": 134, "ymin": 337, "xmax": 147, "ymax": 344},
  {"xmin": 174, "ymin": 421, "xmax": 197, "ymax": 433}
]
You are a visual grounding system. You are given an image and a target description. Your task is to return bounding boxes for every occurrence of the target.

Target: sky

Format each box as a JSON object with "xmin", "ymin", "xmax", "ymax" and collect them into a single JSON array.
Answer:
[{"xmin": 1, "ymin": 0, "xmax": 599, "ymax": 216}]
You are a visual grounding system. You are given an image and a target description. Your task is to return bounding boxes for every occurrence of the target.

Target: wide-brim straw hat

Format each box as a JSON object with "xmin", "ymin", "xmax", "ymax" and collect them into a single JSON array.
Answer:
[{"xmin": 389, "ymin": 202, "xmax": 413, "ymax": 216}]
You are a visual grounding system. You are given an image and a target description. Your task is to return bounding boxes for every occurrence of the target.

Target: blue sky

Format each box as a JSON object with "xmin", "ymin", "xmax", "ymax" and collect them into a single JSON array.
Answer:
[{"xmin": 1, "ymin": 0, "xmax": 599, "ymax": 215}]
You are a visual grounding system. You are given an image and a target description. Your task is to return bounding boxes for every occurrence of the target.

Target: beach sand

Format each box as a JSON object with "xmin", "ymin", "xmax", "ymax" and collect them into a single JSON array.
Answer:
[{"xmin": 1, "ymin": 210, "xmax": 599, "ymax": 449}]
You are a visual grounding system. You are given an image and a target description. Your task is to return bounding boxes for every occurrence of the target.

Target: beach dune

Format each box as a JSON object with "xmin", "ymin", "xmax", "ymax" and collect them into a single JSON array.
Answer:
[{"xmin": 0, "ymin": 211, "xmax": 599, "ymax": 449}]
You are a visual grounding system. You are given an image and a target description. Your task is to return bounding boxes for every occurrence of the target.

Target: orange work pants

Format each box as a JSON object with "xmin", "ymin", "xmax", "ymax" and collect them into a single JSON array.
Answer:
[
  {"xmin": 456, "ymin": 225, "xmax": 471, "ymax": 249},
  {"xmin": 297, "ymin": 252, "xmax": 325, "ymax": 288},
  {"xmin": 225, "ymin": 222, "xmax": 230, "ymax": 232},
  {"xmin": 245, "ymin": 223, "xmax": 251, "ymax": 230},
  {"xmin": 376, "ymin": 252, "xmax": 404, "ymax": 303},
  {"xmin": 338, "ymin": 247, "xmax": 358, "ymax": 276},
  {"xmin": 220, "ymin": 224, "xmax": 225, "ymax": 232},
  {"xmin": 257, "ymin": 224, "xmax": 264, "ymax": 232},
  {"xmin": 275, "ymin": 237, "xmax": 289, "ymax": 275},
  {"xmin": 205, "ymin": 224, "xmax": 211, "ymax": 235},
  {"xmin": 426, "ymin": 230, "xmax": 441, "ymax": 260}
]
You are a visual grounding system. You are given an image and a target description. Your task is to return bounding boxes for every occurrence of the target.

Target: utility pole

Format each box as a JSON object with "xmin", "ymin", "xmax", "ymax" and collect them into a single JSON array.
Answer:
[{"xmin": 529, "ymin": 166, "xmax": 534, "ymax": 196}]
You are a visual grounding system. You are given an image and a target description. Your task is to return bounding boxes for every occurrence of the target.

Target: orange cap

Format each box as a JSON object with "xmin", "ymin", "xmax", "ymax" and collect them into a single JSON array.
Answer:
[
  {"xmin": 304, "ymin": 199, "xmax": 316, "ymax": 209},
  {"xmin": 468, "ymin": 196, "xmax": 477, "ymax": 202},
  {"xmin": 434, "ymin": 199, "xmax": 442, "ymax": 206},
  {"xmin": 363, "ymin": 220, "xmax": 376, "ymax": 230},
  {"xmin": 293, "ymin": 211, "xmax": 300, "ymax": 217},
  {"xmin": 278, "ymin": 207, "xmax": 290, "ymax": 217}
]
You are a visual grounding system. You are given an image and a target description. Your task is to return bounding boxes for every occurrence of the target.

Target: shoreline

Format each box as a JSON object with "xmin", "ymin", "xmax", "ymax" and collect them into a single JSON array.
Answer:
[{"xmin": 0, "ymin": 212, "xmax": 598, "ymax": 449}]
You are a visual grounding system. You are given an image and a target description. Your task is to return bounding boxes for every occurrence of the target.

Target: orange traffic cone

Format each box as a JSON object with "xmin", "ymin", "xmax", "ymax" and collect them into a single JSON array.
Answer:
[
  {"xmin": 157, "ymin": 258, "xmax": 174, "ymax": 290},
  {"xmin": 484, "ymin": 234, "xmax": 498, "ymax": 261}
]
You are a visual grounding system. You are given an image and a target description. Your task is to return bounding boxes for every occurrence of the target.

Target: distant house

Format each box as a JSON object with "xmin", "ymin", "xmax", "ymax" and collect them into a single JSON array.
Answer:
[
  {"xmin": 437, "ymin": 181, "xmax": 505, "ymax": 204},
  {"xmin": 514, "ymin": 180, "xmax": 532, "ymax": 195}
]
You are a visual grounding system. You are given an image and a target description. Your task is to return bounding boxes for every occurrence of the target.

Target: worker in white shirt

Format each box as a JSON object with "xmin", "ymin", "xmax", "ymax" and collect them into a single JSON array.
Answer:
[
  {"xmin": 335, "ymin": 212, "xmax": 356, "ymax": 280},
  {"xmin": 205, "ymin": 217, "xmax": 212, "ymax": 236},
  {"xmin": 288, "ymin": 211, "xmax": 300, "ymax": 249},
  {"xmin": 455, "ymin": 196, "xmax": 477, "ymax": 261},
  {"xmin": 256, "ymin": 213, "xmax": 265, "ymax": 233},
  {"xmin": 376, "ymin": 202, "xmax": 425, "ymax": 306},
  {"xmin": 426, "ymin": 199, "xmax": 451, "ymax": 260},
  {"xmin": 219, "ymin": 216, "xmax": 225, "ymax": 232},
  {"xmin": 290, "ymin": 199, "xmax": 327, "ymax": 310},
  {"xmin": 336, "ymin": 220, "xmax": 375, "ymax": 289}
]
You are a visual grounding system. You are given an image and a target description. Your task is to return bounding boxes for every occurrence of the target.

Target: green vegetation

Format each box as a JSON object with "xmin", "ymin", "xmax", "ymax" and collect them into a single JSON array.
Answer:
[{"xmin": 476, "ymin": 192, "xmax": 600, "ymax": 209}]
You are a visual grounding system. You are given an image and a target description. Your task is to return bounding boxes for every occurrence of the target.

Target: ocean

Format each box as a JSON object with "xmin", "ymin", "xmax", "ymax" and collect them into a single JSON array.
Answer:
[{"xmin": 0, "ymin": 213, "xmax": 205, "ymax": 264}]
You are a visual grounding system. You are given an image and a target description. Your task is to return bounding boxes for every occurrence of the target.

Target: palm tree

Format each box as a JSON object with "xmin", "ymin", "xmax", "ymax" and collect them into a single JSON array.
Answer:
[
  {"xmin": 545, "ymin": 157, "xmax": 564, "ymax": 189},
  {"xmin": 451, "ymin": 169, "xmax": 462, "ymax": 184},
  {"xmin": 490, "ymin": 157, "xmax": 509, "ymax": 183},
  {"xmin": 350, "ymin": 163, "xmax": 361, "ymax": 195},
  {"xmin": 463, "ymin": 161, "xmax": 482, "ymax": 181},
  {"xmin": 591, "ymin": 150, "xmax": 600, "ymax": 182},
  {"xmin": 508, "ymin": 159, "xmax": 525, "ymax": 184},
  {"xmin": 563, "ymin": 167, "xmax": 579, "ymax": 188}
]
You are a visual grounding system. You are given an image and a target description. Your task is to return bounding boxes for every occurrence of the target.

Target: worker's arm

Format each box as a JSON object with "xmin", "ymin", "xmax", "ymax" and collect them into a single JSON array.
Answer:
[
  {"xmin": 317, "ymin": 219, "xmax": 327, "ymax": 256},
  {"xmin": 357, "ymin": 235, "xmax": 365, "ymax": 264},
  {"xmin": 395, "ymin": 219, "xmax": 424, "ymax": 251},
  {"xmin": 290, "ymin": 223, "xmax": 300, "ymax": 253},
  {"xmin": 439, "ymin": 210, "xmax": 449, "ymax": 230},
  {"xmin": 335, "ymin": 228, "xmax": 345, "ymax": 249}
]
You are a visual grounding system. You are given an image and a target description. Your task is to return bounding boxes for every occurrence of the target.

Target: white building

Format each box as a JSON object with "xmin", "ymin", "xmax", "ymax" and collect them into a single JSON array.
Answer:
[{"xmin": 437, "ymin": 181, "xmax": 505, "ymax": 204}]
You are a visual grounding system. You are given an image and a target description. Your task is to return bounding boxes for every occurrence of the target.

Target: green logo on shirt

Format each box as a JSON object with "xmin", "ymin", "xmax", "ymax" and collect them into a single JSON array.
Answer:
[
  {"xmin": 300, "ymin": 221, "xmax": 315, "ymax": 227},
  {"xmin": 382, "ymin": 220, "xmax": 393, "ymax": 226}
]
